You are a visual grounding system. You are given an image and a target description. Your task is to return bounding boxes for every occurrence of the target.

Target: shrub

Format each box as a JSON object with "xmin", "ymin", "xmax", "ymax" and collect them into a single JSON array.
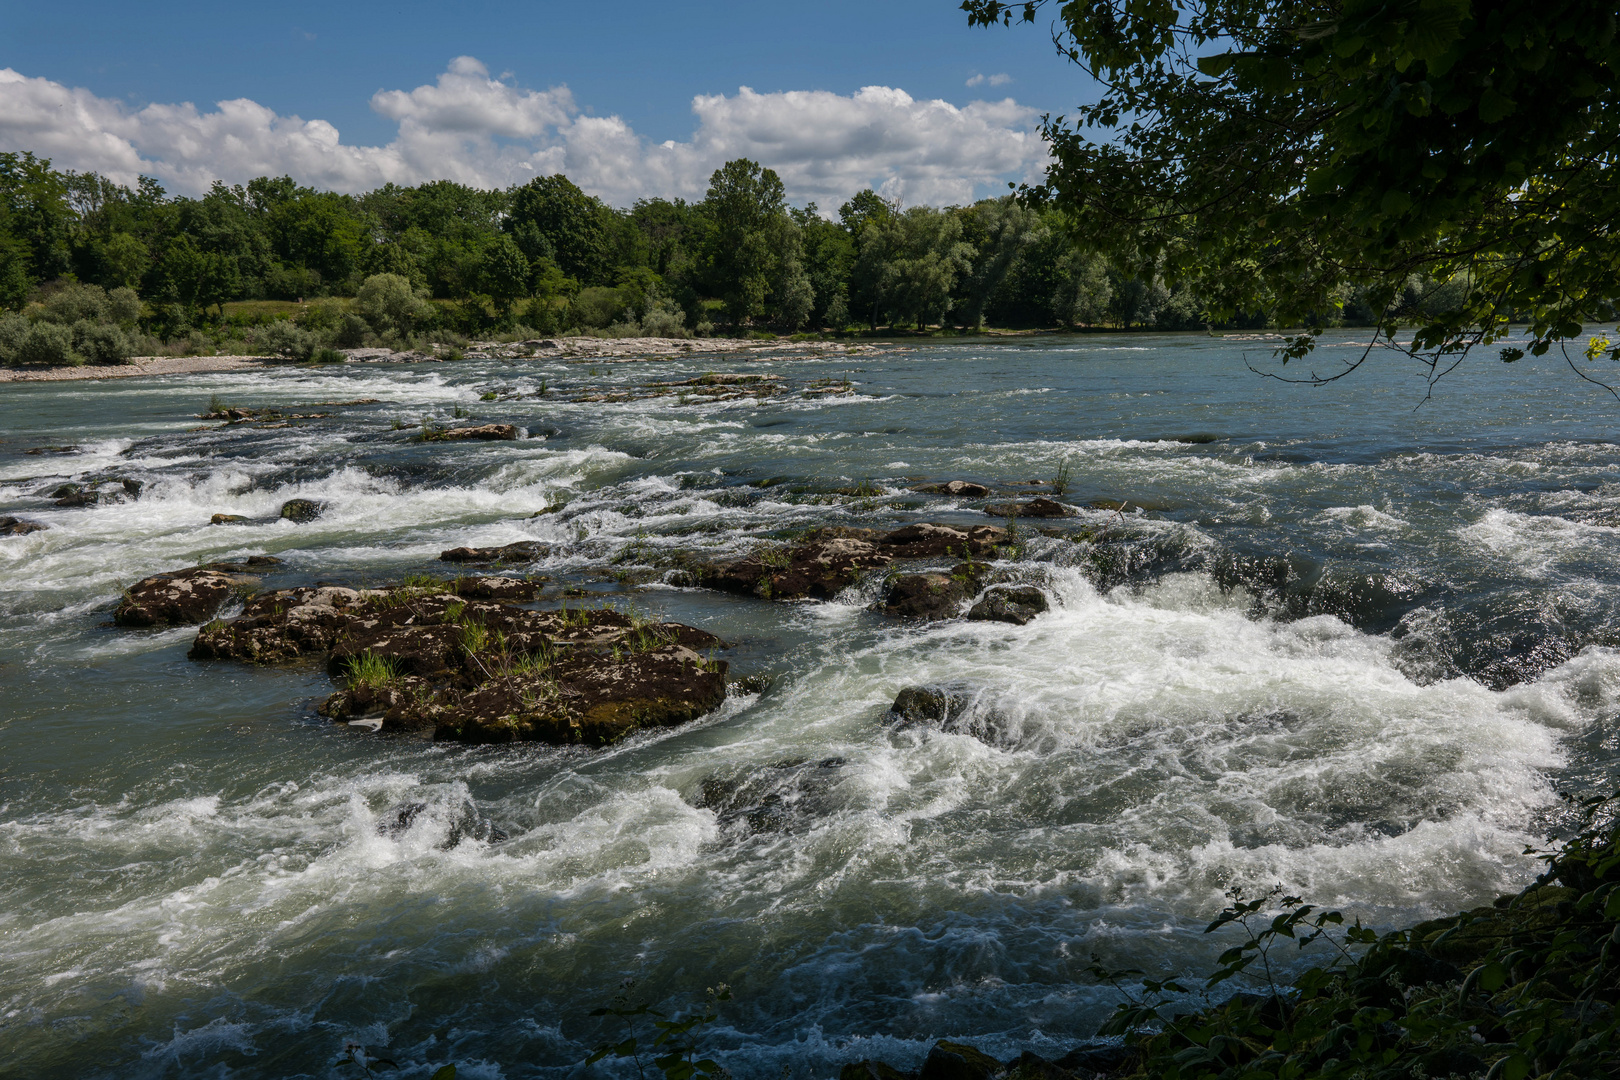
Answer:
[
  {"xmin": 309, "ymin": 346, "xmax": 346, "ymax": 365},
  {"xmin": 39, "ymin": 282, "xmax": 109, "ymax": 325},
  {"xmin": 73, "ymin": 320, "xmax": 135, "ymax": 364},
  {"xmin": 573, "ymin": 285, "xmax": 626, "ymax": 330},
  {"xmin": 17, "ymin": 321, "xmax": 79, "ymax": 365},
  {"xmin": 358, "ymin": 273, "xmax": 434, "ymax": 335},
  {"xmin": 639, "ymin": 298, "xmax": 691, "ymax": 338},
  {"xmin": 106, "ymin": 287, "xmax": 141, "ymax": 326},
  {"xmin": 255, "ymin": 319, "xmax": 315, "ymax": 360},
  {"xmin": 295, "ymin": 301, "xmax": 342, "ymax": 332},
  {"xmin": 0, "ymin": 312, "xmax": 27, "ymax": 363},
  {"xmin": 182, "ymin": 329, "xmax": 213, "ymax": 356},
  {"xmin": 334, "ymin": 313, "xmax": 369, "ymax": 348}
]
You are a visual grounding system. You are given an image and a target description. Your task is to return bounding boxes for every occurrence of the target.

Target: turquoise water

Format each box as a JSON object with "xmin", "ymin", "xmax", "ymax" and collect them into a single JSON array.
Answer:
[{"xmin": 4, "ymin": 331, "xmax": 1620, "ymax": 1078}]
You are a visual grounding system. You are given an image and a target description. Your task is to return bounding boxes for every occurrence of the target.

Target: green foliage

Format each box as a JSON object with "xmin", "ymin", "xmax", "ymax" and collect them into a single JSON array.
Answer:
[
  {"xmin": 356, "ymin": 272, "xmax": 433, "ymax": 335},
  {"xmin": 255, "ymin": 319, "xmax": 315, "ymax": 360},
  {"xmin": 344, "ymin": 651, "xmax": 399, "ymax": 691},
  {"xmin": 15, "ymin": 320, "xmax": 79, "ymax": 366},
  {"xmin": 967, "ymin": 0, "xmax": 1620, "ymax": 378},
  {"xmin": 586, "ymin": 981, "xmax": 733, "ymax": 1080},
  {"xmin": 1087, "ymin": 792, "xmax": 1620, "ymax": 1080}
]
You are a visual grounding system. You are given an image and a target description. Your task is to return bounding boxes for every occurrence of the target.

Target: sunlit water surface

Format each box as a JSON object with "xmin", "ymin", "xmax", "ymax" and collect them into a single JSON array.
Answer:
[{"xmin": 5, "ymin": 331, "xmax": 1620, "ymax": 1078}]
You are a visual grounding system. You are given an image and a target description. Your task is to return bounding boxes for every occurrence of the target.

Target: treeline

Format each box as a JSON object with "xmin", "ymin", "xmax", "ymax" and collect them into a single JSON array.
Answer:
[{"xmin": 2, "ymin": 149, "xmax": 1426, "ymax": 353}]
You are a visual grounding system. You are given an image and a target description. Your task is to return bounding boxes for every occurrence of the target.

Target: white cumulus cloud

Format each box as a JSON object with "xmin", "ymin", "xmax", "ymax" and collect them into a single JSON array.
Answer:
[
  {"xmin": 965, "ymin": 73, "xmax": 1013, "ymax": 88},
  {"xmin": 0, "ymin": 58, "xmax": 1049, "ymax": 209}
]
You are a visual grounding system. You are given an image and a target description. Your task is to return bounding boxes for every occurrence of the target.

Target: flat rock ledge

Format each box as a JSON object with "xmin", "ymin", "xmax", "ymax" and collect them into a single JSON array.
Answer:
[
  {"xmin": 113, "ymin": 557, "xmax": 284, "ymax": 627},
  {"xmin": 701, "ymin": 523, "xmax": 1008, "ymax": 601},
  {"xmin": 188, "ymin": 578, "xmax": 726, "ymax": 745}
]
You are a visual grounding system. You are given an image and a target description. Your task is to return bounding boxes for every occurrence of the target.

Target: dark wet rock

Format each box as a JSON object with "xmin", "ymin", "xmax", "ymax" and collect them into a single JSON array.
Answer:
[
  {"xmin": 23, "ymin": 445, "xmax": 79, "ymax": 455},
  {"xmin": 0, "ymin": 516, "xmax": 47, "ymax": 536},
  {"xmin": 1004, "ymin": 1052, "xmax": 1070, "ymax": 1080},
  {"xmin": 1087, "ymin": 497, "xmax": 1170, "ymax": 512},
  {"xmin": 984, "ymin": 497, "xmax": 1071, "ymax": 518},
  {"xmin": 1081, "ymin": 531, "xmax": 1202, "ymax": 591},
  {"xmin": 880, "ymin": 573, "xmax": 971, "ymax": 619},
  {"xmin": 439, "ymin": 541, "xmax": 551, "ymax": 563},
  {"xmin": 694, "ymin": 757, "xmax": 845, "ymax": 834},
  {"xmin": 279, "ymin": 498, "xmax": 322, "ymax": 523},
  {"xmin": 195, "ymin": 581, "xmax": 727, "ymax": 746},
  {"xmin": 967, "ymin": 585, "xmax": 1048, "ymax": 625},
  {"xmin": 117, "ymin": 478, "xmax": 143, "ymax": 498},
  {"xmin": 114, "ymin": 562, "xmax": 268, "ymax": 627},
  {"xmin": 450, "ymin": 575, "xmax": 539, "ymax": 601},
  {"xmin": 890, "ymin": 685, "xmax": 974, "ymax": 725},
  {"xmin": 914, "ymin": 480, "xmax": 992, "ymax": 497},
  {"xmin": 48, "ymin": 483, "xmax": 80, "ymax": 499},
  {"xmin": 376, "ymin": 800, "xmax": 507, "ymax": 847},
  {"xmin": 52, "ymin": 481, "xmax": 121, "ymax": 507},
  {"xmin": 210, "ymin": 513, "xmax": 249, "ymax": 525},
  {"xmin": 878, "ymin": 523, "xmax": 1007, "ymax": 558},
  {"xmin": 429, "ymin": 423, "xmax": 518, "ymax": 441},
  {"xmin": 920, "ymin": 1041, "xmax": 1004, "ymax": 1080},
  {"xmin": 702, "ymin": 523, "xmax": 1007, "ymax": 602},
  {"xmin": 1053, "ymin": 1043, "xmax": 1137, "ymax": 1077},
  {"xmin": 839, "ymin": 1063, "xmax": 914, "ymax": 1080},
  {"xmin": 705, "ymin": 535, "xmax": 892, "ymax": 600}
]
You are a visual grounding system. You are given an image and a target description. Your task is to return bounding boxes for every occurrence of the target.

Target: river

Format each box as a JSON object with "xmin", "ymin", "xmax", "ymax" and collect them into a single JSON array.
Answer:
[{"xmin": 3, "ymin": 330, "xmax": 1620, "ymax": 1078}]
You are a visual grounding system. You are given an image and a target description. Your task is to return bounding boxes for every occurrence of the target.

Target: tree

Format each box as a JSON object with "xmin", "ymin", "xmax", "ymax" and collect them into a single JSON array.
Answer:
[
  {"xmin": 702, "ymin": 159, "xmax": 792, "ymax": 326},
  {"xmin": 505, "ymin": 175, "xmax": 612, "ymax": 285},
  {"xmin": 966, "ymin": 0, "xmax": 1620, "ymax": 383},
  {"xmin": 478, "ymin": 236, "xmax": 532, "ymax": 316},
  {"xmin": 855, "ymin": 207, "xmax": 975, "ymax": 329}
]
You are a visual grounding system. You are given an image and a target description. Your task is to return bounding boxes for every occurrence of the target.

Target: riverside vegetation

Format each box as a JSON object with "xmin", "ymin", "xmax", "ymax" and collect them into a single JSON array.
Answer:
[{"xmin": 0, "ymin": 150, "xmax": 1471, "ymax": 369}]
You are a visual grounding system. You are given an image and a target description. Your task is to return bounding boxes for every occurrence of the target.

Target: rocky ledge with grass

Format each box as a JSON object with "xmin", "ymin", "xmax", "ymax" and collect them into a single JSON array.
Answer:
[
  {"xmin": 189, "ymin": 576, "xmax": 727, "ymax": 745},
  {"xmin": 701, "ymin": 523, "xmax": 1009, "ymax": 601},
  {"xmin": 112, "ymin": 556, "xmax": 284, "ymax": 627}
]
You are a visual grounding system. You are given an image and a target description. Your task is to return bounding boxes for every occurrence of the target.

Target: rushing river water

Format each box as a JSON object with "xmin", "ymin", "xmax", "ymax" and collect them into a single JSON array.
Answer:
[{"xmin": 4, "ymin": 331, "xmax": 1620, "ymax": 1079}]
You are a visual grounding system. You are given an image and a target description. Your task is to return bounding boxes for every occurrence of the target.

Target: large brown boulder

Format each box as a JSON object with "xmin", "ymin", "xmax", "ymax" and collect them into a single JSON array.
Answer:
[
  {"xmin": 879, "ymin": 573, "xmax": 971, "ymax": 620},
  {"xmin": 113, "ymin": 558, "xmax": 281, "ymax": 627},
  {"xmin": 877, "ymin": 522, "xmax": 1006, "ymax": 558},
  {"xmin": 191, "ymin": 578, "xmax": 727, "ymax": 746},
  {"xmin": 705, "ymin": 535, "xmax": 892, "ymax": 600}
]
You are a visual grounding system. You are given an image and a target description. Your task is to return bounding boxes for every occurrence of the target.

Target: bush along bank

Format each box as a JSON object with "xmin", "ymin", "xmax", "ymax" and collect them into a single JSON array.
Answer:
[{"xmin": 843, "ymin": 793, "xmax": 1620, "ymax": 1080}]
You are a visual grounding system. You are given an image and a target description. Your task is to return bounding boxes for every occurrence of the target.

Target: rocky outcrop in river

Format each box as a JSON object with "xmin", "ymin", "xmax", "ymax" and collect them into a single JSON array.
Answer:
[
  {"xmin": 188, "ymin": 577, "xmax": 727, "ymax": 745},
  {"xmin": 113, "ymin": 557, "xmax": 282, "ymax": 627},
  {"xmin": 702, "ymin": 523, "xmax": 1008, "ymax": 601}
]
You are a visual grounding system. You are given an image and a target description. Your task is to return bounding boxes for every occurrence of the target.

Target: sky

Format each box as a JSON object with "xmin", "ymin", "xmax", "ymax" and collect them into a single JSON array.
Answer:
[{"xmin": 0, "ymin": 0, "xmax": 1100, "ymax": 210}]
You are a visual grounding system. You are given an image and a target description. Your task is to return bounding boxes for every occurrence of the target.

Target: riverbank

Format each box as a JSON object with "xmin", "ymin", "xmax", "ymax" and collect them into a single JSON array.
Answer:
[{"xmin": 0, "ymin": 336, "xmax": 883, "ymax": 383}]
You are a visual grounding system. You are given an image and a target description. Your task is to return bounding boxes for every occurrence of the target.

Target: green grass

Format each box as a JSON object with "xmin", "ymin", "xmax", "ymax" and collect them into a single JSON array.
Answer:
[
  {"xmin": 459, "ymin": 622, "xmax": 489, "ymax": 656},
  {"xmin": 346, "ymin": 650, "xmax": 400, "ymax": 690}
]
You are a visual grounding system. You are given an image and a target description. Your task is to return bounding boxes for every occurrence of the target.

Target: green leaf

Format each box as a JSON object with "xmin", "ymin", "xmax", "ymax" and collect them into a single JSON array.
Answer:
[
  {"xmin": 1478, "ymin": 88, "xmax": 1517, "ymax": 123},
  {"xmin": 1196, "ymin": 53, "xmax": 1235, "ymax": 77}
]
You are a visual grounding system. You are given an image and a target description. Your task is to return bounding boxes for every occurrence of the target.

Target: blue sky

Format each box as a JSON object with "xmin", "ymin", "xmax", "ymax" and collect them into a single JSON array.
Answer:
[{"xmin": 1, "ymin": 1, "xmax": 1099, "ymax": 207}]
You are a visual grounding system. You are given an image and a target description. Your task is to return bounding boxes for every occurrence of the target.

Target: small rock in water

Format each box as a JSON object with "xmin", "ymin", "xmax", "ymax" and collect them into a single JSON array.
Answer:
[
  {"xmin": 279, "ymin": 498, "xmax": 322, "ymax": 523},
  {"xmin": 439, "ymin": 541, "xmax": 551, "ymax": 563},
  {"xmin": 967, "ymin": 585, "xmax": 1049, "ymax": 625},
  {"xmin": 983, "ymin": 497, "xmax": 1071, "ymax": 518},
  {"xmin": 431, "ymin": 423, "xmax": 518, "ymax": 441},
  {"xmin": 0, "ymin": 516, "xmax": 47, "ymax": 536},
  {"xmin": 913, "ymin": 480, "xmax": 992, "ymax": 497},
  {"xmin": 23, "ymin": 445, "xmax": 79, "ymax": 455},
  {"xmin": 210, "ymin": 513, "xmax": 249, "ymax": 525},
  {"xmin": 376, "ymin": 800, "xmax": 507, "ymax": 848},
  {"xmin": 452, "ymin": 575, "xmax": 539, "ymax": 601},
  {"xmin": 889, "ymin": 685, "xmax": 973, "ymax": 725}
]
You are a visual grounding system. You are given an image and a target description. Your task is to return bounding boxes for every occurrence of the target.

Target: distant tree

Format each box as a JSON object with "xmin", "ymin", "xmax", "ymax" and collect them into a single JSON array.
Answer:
[
  {"xmin": 792, "ymin": 203, "xmax": 856, "ymax": 328},
  {"xmin": 966, "ymin": 0, "xmax": 1620, "ymax": 380},
  {"xmin": 855, "ymin": 207, "xmax": 975, "ymax": 329},
  {"xmin": 479, "ymin": 236, "xmax": 532, "ymax": 316},
  {"xmin": 702, "ymin": 159, "xmax": 794, "ymax": 326},
  {"xmin": 357, "ymin": 273, "xmax": 434, "ymax": 335},
  {"xmin": 506, "ymin": 175, "xmax": 612, "ymax": 286},
  {"xmin": 956, "ymin": 197, "xmax": 1048, "ymax": 329}
]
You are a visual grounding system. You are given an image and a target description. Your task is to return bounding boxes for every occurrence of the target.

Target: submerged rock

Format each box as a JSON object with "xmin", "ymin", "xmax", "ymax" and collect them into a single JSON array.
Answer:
[
  {"xmin": 0, "ymin": 516, "xmax": 47, "ymax": 536},
  {"xmin": 113, "ymin": 558, "xmax": 281, "ymax": 627},
  {"xmin": 279, "ymin": 498, "xmax": 322, "ymax": 523},
  {"xmin": 702, "ymin": 523, "xmax": 1008, "ymax": 602},
  {"xmin": 210, "ymin": 513, "xmax": 249, "ymax": 525},
  {"xmin": 439, "ymin": 540, "xmax": 551, "ymax": 563},
  {"xmin": 920, "ymin": 1041, "xmax": 1005, "ymax": 1080},
  {"xmin": 192, "ymin": 578, "xmax": 727, "ymax": 746},
  {"xmin": 694, "ymin": 757, "xmax": 846, "ymax": 834},
  {"xmin": 890, "ymin": 685, "xmax": 975, "ymax": 725},
  {"xmin": 967, "ymin": 585, "xmax": 1049, "ymax": 625},
  {"xmin": 984, "ymin": 497, "xmax": 1071, "ymax": 518},
  {"xmin": 376, "ymin": 800, "xmax": 507, "ymax": 847}
]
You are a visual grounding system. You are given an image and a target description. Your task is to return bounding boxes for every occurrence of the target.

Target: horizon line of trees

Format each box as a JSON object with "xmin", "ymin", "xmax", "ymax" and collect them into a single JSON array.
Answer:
[{"xmin": 1, "ymin": 149, "xmax": 1467, "ymax": 350}]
